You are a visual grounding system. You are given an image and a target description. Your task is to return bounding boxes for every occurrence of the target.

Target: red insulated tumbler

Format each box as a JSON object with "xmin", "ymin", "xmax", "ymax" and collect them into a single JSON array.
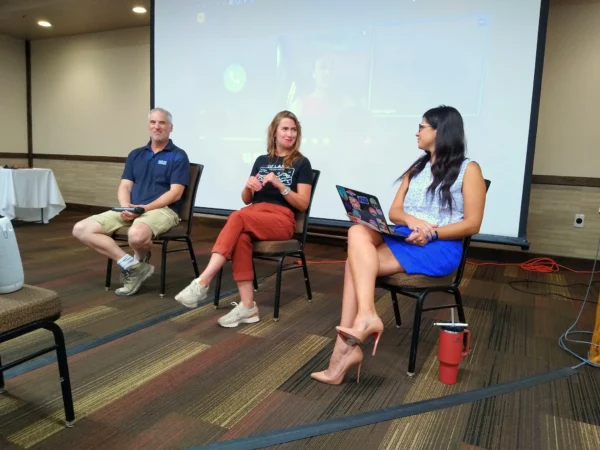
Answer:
[{"xmin": 438, "ymin": 325, "xmax": 471, "ymax": 385}]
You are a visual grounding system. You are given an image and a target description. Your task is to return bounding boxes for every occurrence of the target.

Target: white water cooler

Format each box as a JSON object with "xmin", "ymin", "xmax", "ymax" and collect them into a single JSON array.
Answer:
[{"xmin": 0, "ymin": 217, "xmax": 24, "ymax": 294}]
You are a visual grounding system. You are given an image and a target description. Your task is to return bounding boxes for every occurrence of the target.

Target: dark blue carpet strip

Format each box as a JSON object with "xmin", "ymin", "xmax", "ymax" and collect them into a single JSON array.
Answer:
[
  {"xmin": 4, "ymin": 283, "xmax": 247, "ymax": 380},
  {"xmin": 190, "ymin": 366, "xmax": 579, "ymax": 450}
]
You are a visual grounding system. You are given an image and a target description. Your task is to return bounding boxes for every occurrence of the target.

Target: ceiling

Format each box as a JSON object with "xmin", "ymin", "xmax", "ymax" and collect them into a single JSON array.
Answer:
[
  {"xmin": 0, "ymin": 0, "xmax": 151, "ymax": 40},
  {"xmin": 1, "ymin": 0, "xmax": 597, "ymax": 41}
]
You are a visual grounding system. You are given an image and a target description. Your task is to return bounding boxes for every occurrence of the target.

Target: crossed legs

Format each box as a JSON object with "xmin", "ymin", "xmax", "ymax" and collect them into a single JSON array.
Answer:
[
  {"xmin": 317, "ymin": 224, "xmax": 404, "ymax": 379},
  {"xmin": 175, "ymin": 204, "xmax": 295, "ymax": 312},
  {"xmin": 73, "ymin": 217, "xmax": 155, "ymax": 296},
  {"xmin": 72, "ymin": 218, "xmax": 153, "ymax": 261}
]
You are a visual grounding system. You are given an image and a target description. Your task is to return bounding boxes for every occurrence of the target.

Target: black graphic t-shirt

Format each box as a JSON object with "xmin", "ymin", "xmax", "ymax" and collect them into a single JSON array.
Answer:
[{"xmin": 250, "ymin": 155, "xmax": 313, "ymax": 212}]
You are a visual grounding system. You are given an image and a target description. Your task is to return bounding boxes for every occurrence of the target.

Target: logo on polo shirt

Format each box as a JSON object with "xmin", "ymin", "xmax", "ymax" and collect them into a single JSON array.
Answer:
[{"xmin": 158, "ymin": 160, "xmax": 167, "ymax": 166}]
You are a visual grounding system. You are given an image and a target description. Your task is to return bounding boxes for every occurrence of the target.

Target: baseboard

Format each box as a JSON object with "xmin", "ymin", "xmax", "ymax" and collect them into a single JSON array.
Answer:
[
  {"xmin": 466, "ymin": 246, "xmax": 598, "ymax": 270},
  {"xmin": 532, "ymin": 175, "xmax": 600, "ymax": 187},
  {"xmin": 65, "ymin": 203, "xmax": 108, "ymax": 215}
]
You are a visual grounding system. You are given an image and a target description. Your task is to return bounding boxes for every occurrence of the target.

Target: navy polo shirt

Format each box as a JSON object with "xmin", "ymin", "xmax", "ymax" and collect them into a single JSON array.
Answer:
[{"xmin": 121, "ymin": 139, "xmax": 190, "ymax": 214}]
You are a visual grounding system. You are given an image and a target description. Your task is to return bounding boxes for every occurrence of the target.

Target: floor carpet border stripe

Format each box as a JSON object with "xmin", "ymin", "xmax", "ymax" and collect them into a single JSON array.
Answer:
[{"xmin": 190, "ymin": 366, "xmax": 579, "ymax": 450}]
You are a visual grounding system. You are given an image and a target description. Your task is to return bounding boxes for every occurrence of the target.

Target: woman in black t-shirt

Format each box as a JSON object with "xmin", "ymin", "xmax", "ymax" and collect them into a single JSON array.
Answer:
[{"xmin": 174, "ymin": 110, "xmax": 313, "ymax": 328}]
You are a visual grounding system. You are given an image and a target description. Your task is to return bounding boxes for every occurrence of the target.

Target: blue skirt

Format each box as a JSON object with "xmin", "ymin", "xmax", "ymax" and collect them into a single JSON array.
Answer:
[{"xmin": 382, "ymin": 226, "xmax": 463, "ymax": 277}]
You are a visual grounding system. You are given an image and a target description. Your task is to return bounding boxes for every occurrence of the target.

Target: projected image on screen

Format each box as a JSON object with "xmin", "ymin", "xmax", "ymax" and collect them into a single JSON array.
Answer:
[
  {"xmin": 274, "ymin": 28, "xmax": 374, "ymax": 161},
  {"xmin": 369, "ymin": 16, "xmax": 489, "ymax": 117},
  {"xmin": 193, "ymin": 38, "xmax": 279, "ymax": 139},
  {"xmin": 155, "ymin": 0, "xmax": 544, "ymax": 242},
  {"xmin": 278, "ymin": 29, "xmax": 372, "ymax": 119}
]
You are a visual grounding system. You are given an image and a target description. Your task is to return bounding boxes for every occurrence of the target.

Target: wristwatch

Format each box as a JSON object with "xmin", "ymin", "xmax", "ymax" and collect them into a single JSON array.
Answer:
[{"xmin": 281, "ymin": 187, "xmax": 291, "ymax": 196}]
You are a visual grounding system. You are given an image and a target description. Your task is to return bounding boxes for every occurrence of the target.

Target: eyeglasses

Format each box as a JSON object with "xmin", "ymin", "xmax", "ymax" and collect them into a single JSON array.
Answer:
[{"xmin": 418, "ymin": 124, "xmax": 432, "ymax": 131}]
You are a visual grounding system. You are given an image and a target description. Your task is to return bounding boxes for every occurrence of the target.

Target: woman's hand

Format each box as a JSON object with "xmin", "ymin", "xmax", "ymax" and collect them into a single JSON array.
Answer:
[
  {"xmin": 405, "ymin": 229, "xmax": 430, "ymax": 246},
  {"xmin": 245, "ymin": 175, "xmax": 263, "ymax": 192},
  {"xmin": 261, "ymin": 172, "xmax": 285, "ymax": 191},
  {"xmin": 405, "ymin": 217, "xmax": 437, "ymax": 240}
]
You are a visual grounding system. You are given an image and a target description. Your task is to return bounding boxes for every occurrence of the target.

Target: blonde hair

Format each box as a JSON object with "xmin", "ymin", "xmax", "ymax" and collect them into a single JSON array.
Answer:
[{"xmin": 266, "ymin": 110, "xmax": 303, "ymax": 168}]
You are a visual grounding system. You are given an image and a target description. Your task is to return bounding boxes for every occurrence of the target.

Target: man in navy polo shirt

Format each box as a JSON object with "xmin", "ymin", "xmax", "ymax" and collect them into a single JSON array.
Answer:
[{"xmin": 73, "ymin": 108, "xmax": 190, "ymax": 296}]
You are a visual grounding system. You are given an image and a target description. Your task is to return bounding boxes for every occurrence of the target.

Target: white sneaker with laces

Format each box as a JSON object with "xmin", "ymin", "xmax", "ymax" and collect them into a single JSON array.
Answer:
[
  {"xmin": 217, "ymin": 302, "xmax": 260, "ymax": 328},
  {"xmin": 174, "ymin": 279, "xmax": 208, "ymax": 308}
]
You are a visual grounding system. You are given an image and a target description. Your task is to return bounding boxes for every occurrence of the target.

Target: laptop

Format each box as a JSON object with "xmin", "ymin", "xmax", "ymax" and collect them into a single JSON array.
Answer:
[{"xmin": 335, "ymin": 185, "xmax": 411, "ymax": 238}]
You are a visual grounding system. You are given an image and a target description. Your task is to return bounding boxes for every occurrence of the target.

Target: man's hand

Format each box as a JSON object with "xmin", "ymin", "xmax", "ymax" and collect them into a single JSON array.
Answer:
[{"xmin": 120, "ymin": 203, "xmax": 145, "ymax": 221}]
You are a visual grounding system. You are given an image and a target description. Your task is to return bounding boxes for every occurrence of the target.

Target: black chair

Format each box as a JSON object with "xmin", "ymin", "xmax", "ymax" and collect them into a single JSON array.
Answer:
[
  {"xmin": 376, "ymin": 179, "xmax": 490, "ymax": 376},
  {"xmin": 0, "ymin": 285, "xmax": 74, "ymax": 427},
  {"xmin": 213, "ymin": 169, "xmax": 321, "ymax": 321},
  {"xmin": 105, "ymin": 163, "xmax": 204, "ymax": 297}
]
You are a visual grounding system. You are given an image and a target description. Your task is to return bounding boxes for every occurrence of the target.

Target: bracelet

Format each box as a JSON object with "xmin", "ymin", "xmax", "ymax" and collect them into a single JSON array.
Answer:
[
  {"xmin": 281, "ymin": 187, "xmax": 291, "ymax": 196},
  {"xmin": 433, "ymin": 230, "xmax": 439, "ymax": 240}
]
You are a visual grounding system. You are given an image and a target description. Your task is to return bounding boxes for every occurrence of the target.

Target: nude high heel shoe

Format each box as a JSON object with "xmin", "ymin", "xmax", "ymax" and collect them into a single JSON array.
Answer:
[
  {"xmin": 311, "ymin": 345, "xmax": 364, "ymax": 385},
  {"xmin": 336, "ymin": 317, "xmax": 384, "ymax": 356}
]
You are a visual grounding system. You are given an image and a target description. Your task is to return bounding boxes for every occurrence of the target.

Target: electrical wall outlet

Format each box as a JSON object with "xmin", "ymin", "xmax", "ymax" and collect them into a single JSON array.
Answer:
[{"xmin": 574, "ymin": 214, "xmax": 585, "ymax": 228}]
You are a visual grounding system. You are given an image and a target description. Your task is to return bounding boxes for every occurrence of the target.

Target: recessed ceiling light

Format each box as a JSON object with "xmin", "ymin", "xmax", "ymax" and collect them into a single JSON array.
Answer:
[
  {"xmin": 37, "ymin": 20, "xmax": 52, "ymax": 27},
  {"xmin": 132, "ymin": 6, "xmax": 147, "ymax": 14}
]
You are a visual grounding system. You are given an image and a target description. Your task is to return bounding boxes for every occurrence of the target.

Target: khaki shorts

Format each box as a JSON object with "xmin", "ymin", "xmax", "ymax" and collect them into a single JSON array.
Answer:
[{"xmin": 91, "ymin": 207, "xmax": 180, "ymax": 237}]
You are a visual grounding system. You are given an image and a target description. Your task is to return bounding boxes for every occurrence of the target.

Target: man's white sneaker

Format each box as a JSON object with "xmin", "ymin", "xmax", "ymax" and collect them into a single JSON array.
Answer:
[
  {"xmin": 174, "ymin": 279, "xmax": 208, "ymax": 308},
  {"xmin": 217, "ymin": 302, "xmax": 260, "ymax": 328}
]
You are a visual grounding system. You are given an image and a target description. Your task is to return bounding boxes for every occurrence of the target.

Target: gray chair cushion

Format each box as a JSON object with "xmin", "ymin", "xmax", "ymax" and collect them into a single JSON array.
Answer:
[{"xmin": 378, "ymin": 272, "xmax": 456, "ymax": 289}]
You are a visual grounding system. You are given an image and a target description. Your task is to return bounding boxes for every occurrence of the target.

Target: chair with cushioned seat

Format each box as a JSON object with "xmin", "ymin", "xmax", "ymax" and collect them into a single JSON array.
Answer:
[
  {"xmin": 376, "ymin": 179, "xmax": 490, "ymax": 376},
  {"xmin": 213, "ymin": 169, "xmax": 320, "ymax": 321},
  {"xmin": 0, "ymin": 285, "xmax": 75, "ymax": 427},
  {"xmin": 105, "ymin": 163, "xmax": 204, "ymax": 297}
]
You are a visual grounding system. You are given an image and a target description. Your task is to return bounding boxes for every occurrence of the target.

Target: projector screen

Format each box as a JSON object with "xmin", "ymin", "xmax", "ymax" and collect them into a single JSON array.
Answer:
[{"xmin": 153, "ymin": 0, "xmax": 547, "ymax": 246}]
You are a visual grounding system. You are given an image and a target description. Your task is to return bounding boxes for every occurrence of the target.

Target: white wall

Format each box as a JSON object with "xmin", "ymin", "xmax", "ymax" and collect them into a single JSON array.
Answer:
[
  {"xmin": 31, "ymin": 27, "xmax": 150, "ymax": 157},
  {"xmin": 0, "ymin": 34, "xmax": 27, "ymax": 154}
]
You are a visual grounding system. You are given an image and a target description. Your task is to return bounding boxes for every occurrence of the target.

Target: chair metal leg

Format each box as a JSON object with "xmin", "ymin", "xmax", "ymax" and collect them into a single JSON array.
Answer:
[
  {"xmin": 186, "ymin": 237, "xmax": 200, "ymax": 278},
  {"xmin": 105, "ymin": 258, "xmax": 112, "ymax": 291},
  {"xmin": 159, "ymin": 241, "xmax": 169, "ymax": 298},
  {"xmin": 453, "ymin": 288, "xmax": 468, "ymax": 350},
  {"xmin": 0, "ymin": 354, "xmax": 5, "ymax": 393},
  {"xmin": 407, "ymin": 292, "xmax": 426, "ymax": 377},
  {"xmin": 272, "ymin": 256, "xmax": 285, "ymax": 321},
  {"xmin": 454, "ymin": 288, "xmax": 466, "ymax": 323},
  {"xmin": 213, "ymin": 268, "xmax": 223, "ymax": 308},
  {"xmin": 45, "ymin": 322, "xmax": 75, "ymax": 427},
  {"xmin": 252, "ymin": 259, "xmax": 258, "ymax": 291},
  {"xmin": 391, "ymin": 291, "xmax": 401, "ymax": 327},
  {"xmin": 299, "ymin": 251, "xmax": 312, "ymax": 301}
]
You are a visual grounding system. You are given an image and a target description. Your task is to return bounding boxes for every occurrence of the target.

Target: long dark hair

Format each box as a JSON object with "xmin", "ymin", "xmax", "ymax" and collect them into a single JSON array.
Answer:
[{"xmin": 399, "ymin": 105, "xmax": 466, "ymax": 213}]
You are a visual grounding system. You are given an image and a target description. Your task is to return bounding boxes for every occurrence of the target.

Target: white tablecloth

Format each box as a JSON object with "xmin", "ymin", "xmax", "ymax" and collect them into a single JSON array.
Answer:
[{"xmin": 0, "ymin": 168, "xmax": 66, "ymax": 223}]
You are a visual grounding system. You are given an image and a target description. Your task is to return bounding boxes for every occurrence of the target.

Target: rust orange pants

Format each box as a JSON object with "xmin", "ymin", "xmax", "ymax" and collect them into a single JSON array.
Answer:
[{"xmin": 212, "ymin": 203, "xmax": 296, "ymax": 281}]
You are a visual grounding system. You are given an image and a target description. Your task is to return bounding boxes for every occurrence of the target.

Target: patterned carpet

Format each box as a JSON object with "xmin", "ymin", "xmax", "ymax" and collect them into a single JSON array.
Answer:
[{"xmin": 1, "ymin": 212, "xmax": 599, "ymax": 449}]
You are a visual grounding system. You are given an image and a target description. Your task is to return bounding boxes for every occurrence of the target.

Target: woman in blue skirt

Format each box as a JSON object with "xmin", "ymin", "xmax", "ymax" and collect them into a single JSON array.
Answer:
[{"xmin": 312, "ymin": 105, "xmax": 487, "ymax": 385}]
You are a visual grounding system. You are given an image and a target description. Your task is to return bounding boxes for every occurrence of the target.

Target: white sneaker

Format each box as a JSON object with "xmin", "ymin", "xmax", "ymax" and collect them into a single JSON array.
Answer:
[
  {"xmin": 174, "ymin": 279, "xmax": 208, "ymax": 308},
  {"xmin": 217, "ymin": 302, "xmax": 260, "ymax": 328}
]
